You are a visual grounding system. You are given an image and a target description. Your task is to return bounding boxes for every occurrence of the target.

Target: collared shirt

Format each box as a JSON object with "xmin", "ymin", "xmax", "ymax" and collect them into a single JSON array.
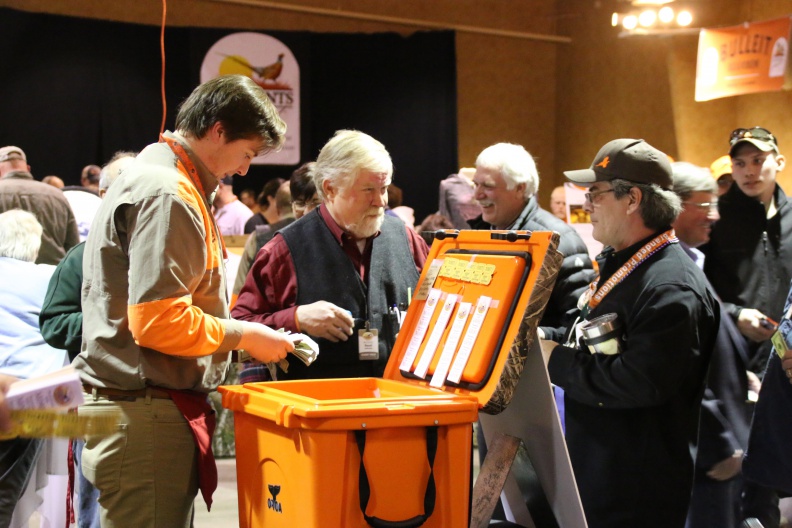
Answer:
[
  {"xmin": 74, "ymin": 132, "xmax": 241, "ymax": 392},
  {"xmin": 213, "ymin": 198, "xmax": 253, "ymax": 236},
  {"xmin": 679, "ymin": 242, "xmax": 705, "ymax": 270},
  {"xmin": 232, "ymin": 204, "xmax": 428, "ymax": 332}
]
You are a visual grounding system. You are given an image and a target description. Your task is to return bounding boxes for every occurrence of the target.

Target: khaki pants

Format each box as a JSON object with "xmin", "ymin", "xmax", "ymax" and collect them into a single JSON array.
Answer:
[{"xmin": 79, "ymin": 391, "xmax": 199, "ymax": 528}]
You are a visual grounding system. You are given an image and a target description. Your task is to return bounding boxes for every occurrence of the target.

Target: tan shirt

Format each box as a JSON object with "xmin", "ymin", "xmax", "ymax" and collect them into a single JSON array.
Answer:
[{"xmin": 74, "ymin": 132, "xmax": 243, "ymax": 392}]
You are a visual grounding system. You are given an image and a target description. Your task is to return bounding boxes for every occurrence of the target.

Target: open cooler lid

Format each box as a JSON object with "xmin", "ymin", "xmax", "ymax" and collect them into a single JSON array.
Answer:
[{"xmin": 383, "ymin": 229, "xmax": 562, "ymax": 414}]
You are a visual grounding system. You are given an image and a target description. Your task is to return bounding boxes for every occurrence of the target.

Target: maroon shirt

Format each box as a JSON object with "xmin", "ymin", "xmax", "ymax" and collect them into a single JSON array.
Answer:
[{"xmin": 232, "ymin": 205, "xmax": 428, "ymax": 331}]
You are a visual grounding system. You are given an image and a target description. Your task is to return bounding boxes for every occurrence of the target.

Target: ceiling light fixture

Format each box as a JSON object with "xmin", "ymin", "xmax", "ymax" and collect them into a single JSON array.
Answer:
[
  {"xmin": 613, "ymin": 2, "xmax": 696, "ymax": 35},
  {"xmin": 658, "ymin": 6, "xmax": 675, "ymax": 23},
  {"xmin": 639, "ymin": 10, "xmax": 657, "ymax": 27},
  {"xmin": 622, "ymin": 15, "xmax": 639, "ymax": 30}
]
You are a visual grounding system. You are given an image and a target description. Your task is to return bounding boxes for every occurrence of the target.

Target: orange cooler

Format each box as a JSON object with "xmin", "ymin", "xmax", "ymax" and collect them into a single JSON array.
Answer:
[
  {"xmin": 222, "ymin": 378, "xmax": 477, "ymax": 527},
  {"xmin": 220, "ymin": 230, "xmax": 561, "ymax": 528}
]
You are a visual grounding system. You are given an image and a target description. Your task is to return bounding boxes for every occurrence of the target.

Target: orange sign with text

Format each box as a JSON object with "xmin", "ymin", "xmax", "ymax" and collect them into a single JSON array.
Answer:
[{"xmin": 695, "ymin": 16, "xmax": 791, "ymax": 102}]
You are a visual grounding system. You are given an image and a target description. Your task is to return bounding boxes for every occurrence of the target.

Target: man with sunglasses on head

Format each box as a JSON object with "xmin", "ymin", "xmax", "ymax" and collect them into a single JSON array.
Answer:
[
  {"xmin": 541, "ymin": 139, "xmax": 719, "ymax": 528},
  {"xmin": 704, "ymin": 127, "xmax": 789, "ymax": 374},
  {"xmin": 702, "ymin": 126, "xmax": 790, "ymax": 527}
]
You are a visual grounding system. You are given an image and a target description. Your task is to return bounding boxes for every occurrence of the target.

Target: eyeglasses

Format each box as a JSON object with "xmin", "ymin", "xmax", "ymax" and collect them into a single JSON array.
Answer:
[
  {"xmin": 730, "ymin": 127, "xmax": 778, "ymax": 148},
  {"xmin": 683, "ymin": 201, "xmax": 718, "ymax": 212},
  {"xmin": 584, "ymin": 189, "xmax": 615, "ymax": 203},
  {"xmin": 292, "ymin": 199, "xmax": 322, "ymax": 210}
]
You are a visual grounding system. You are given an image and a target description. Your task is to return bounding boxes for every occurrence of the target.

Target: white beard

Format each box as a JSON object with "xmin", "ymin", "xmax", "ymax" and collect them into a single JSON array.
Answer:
[{"xmin": 346, "ymin": 210, "xmax": 385, "ymax": 239}]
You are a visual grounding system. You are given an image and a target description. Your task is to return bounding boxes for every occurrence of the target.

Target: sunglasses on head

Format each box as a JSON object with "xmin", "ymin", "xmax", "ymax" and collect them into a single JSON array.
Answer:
[{"xmin": 730, "ymin": 127, "xmax": 778, "ymax": 148}]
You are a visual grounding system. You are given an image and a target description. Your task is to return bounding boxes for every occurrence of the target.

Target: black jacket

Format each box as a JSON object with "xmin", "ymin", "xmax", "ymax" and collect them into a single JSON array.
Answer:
[
  {"xmin": 468, "ymin": 196, "xmax": 595, "ymax": 341},
  {"xmin": 703, "ymin": 183, "xmax": 792, "ymax": 373},
  {"xmin": 548, "ymin": 235, "xmax": 719, "ymax": 528},
  {"xmin": 697, "ymin": 301, "xmax": 752, "ymax": 469}
]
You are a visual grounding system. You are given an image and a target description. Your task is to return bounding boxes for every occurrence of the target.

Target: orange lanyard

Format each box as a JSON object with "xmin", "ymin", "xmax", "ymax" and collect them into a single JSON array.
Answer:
[
  {"xmin": 585, "ymin": 229, "xmax": 678, "ymax": 311},
  {"xmin": 160, "ymin": 134, "xmax": 228, "ymax": 260}
]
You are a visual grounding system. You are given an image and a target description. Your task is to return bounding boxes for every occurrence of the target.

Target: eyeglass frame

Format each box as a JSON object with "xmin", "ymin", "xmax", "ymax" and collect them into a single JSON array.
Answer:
[
  {"xmin": 584, "ymin": 189, "xmax": 616, "ymax": 203},
  {"xmin": 730, "ymin": 127, "xmax": 778, "ymax": 148},
  {"xmin": 292, "ymin": 198, "xmax": 322, "ymax": 210},
  {"xmin": 682, "ymin": 200, "xmax": 718, "ymax": 212}
]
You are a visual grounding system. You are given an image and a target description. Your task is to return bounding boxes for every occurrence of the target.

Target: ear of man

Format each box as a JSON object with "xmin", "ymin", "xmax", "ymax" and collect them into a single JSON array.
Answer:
[
  {"xmin": 626, "ymin": 186, "xmax": 642, "ymax": 215},
  {"xmin": 776, "ymin": 154, "xmax": 786, "ymax": 172},
  {"xmin": 322, "ymin": 179, "xmax": 336, "ymax": 200},
  {"xmin": 209, "ymin": 122, "xmax": 226, "ymax": 144}
]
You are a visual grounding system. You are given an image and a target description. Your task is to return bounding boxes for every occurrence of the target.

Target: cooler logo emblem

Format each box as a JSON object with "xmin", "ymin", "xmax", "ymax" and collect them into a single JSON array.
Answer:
[
  {"xmin": 596, "ymin": 156, "xmax": 610, "ymax": 169},
  {"xmin": 267, "ymin": 484, "xmax": 283, "ymax": 513}
]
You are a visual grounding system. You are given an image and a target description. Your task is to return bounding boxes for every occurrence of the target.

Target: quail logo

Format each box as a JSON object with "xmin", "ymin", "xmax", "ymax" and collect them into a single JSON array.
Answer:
[
  {"xmin": 267, "ymin": 484, "xmax": 283, "ymax": 514},
  {"xmin": 596, "ymin": 156, "xmax": 610, "ymax": 169}
]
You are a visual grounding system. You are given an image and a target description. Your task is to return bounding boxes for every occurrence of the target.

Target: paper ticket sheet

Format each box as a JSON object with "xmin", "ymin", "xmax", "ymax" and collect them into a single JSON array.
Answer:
[
  {"xmin": 414, "ymin": 294, "xmax": 458, "ymax": 378},
  {"xmin": 438, "ymin": 257, "xmax": 496, "ymax": 285},
  {"xmin": 430, "ymin": 302, "xmax": 473, "ymax": 388},
  {"xmin": 400, "ymin": 288, "xmax": 443, "ymax": 372},
  {"xmin": 447, "ymin": 296, "xmax": 492, "ymax": 383}
]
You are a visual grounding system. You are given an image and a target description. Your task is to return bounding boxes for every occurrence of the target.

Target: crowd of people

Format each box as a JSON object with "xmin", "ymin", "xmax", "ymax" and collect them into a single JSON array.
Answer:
[{"xmin": 0, "ymin": 72, "xmax": 791, "ymax": 528}]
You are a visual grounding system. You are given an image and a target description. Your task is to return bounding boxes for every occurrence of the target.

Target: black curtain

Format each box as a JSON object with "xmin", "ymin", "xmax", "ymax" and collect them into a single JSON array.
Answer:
[{"xmin": 0, "ymin": 8, "xmax": 457, "ymax": 221}]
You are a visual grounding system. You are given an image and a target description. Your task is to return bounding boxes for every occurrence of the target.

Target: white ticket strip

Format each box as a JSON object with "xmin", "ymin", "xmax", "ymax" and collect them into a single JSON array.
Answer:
[
  {"xmin": 399, "ymin": 288, "xmax": 443, "ymax": 372},
  {"xmin": 414, "ymin": 294, "xmax": 459, "ymax": 378},
  {"xmin": 447, "ymin": 296, "xmax": 492, "ymax": 383},
  {"xmin": 430, "ymin": 302, "xmax": 473, "ymax": 388}
]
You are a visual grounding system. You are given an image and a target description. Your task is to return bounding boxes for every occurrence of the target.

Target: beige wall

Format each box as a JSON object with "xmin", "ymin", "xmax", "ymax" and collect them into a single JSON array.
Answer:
[
  {"xmin": 5, "ymin": 0, "xmax": 792, "ymax": 204},
  {"xmin": 557, "ymin": 0, "xmax": 792, "ymax": 194}
]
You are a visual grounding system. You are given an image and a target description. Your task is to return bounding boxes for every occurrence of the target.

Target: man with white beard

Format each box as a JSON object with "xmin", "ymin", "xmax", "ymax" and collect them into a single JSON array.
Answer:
[{"xmin": 233, "ymin": 130, "xmax": 429, "ymax": 380}]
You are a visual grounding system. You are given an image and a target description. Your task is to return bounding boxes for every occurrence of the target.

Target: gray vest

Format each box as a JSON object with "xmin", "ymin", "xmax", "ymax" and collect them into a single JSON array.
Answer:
[{"xmin": 279, "ymin": 210, "xmax": 419, "ymax": 379}]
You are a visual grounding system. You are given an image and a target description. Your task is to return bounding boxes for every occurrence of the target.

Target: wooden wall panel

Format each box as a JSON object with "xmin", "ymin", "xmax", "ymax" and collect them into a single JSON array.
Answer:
[{"xmin": 556, "ymin": 0, "xmax": 792, "ymax": 193}]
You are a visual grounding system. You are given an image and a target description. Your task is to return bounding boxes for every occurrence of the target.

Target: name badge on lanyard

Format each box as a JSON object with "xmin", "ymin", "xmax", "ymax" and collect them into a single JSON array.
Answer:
[{"xmin": 359, "ymin": 321, "xmax": 379, "ymax": 360}]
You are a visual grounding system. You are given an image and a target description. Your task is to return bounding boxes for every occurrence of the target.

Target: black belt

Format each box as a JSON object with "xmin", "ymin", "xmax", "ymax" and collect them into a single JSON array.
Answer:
[{"xmin": 83, "ymin": 383, "xmax": 172, "ymax": 402}]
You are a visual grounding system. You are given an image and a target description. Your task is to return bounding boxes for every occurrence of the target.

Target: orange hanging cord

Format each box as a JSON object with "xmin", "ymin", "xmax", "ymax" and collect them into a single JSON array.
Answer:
[{"xmin": 159, "ymin": 0, "xmax": 168, "ymax": 136}]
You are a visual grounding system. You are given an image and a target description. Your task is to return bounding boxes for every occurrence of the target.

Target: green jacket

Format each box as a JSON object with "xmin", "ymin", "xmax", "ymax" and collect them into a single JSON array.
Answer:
[{"xmin": 40, "ymin": 241, "xmax": 85, "ymax": 361}]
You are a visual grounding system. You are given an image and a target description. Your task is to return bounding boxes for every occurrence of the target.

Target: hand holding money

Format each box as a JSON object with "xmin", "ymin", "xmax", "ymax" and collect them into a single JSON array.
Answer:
[
  {"xmin": 237, "ymin": 330, "xmax": 320, "ymax": 375},
  {"xmin": 274, "ymin": 331, "xmax": 320, "ymax": 373}
]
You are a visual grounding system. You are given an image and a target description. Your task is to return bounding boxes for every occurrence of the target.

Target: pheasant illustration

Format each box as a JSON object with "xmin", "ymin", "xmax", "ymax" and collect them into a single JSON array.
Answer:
[
  {"xmin": 256, "ymin": 54, "xmax": 284, "ymax": 81},
  {"xmin": 222, "ymin": 53, "xmax": 285, "ymax": 83}
]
